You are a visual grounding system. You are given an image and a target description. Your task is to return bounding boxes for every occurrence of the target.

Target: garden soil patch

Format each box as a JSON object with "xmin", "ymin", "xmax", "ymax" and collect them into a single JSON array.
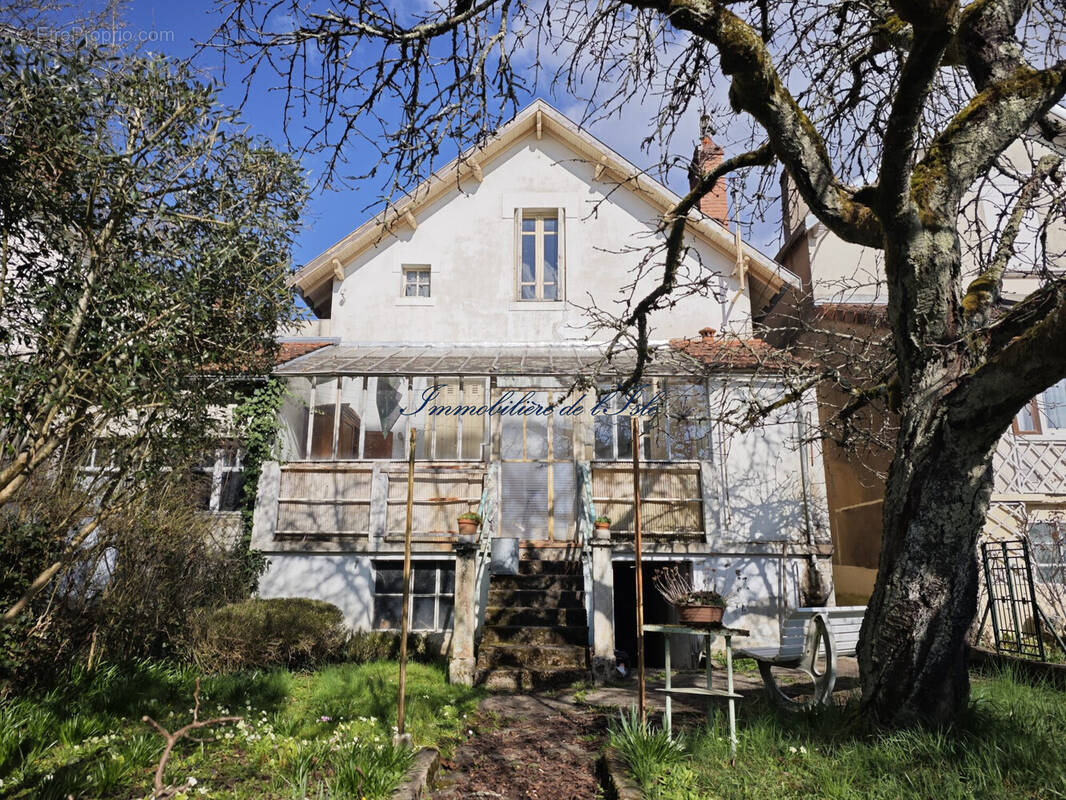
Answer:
[{"xmin": 432, "ymin": 694, "xmax": 607, "ymax": 800}]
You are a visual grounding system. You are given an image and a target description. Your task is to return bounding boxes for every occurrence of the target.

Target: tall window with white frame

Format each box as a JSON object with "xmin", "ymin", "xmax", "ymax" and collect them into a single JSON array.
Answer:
[
  {"xmin": 403, "ymin": 265, "xmax": 431, "ymax": 297},
  {"xmin": 517, "ymin": 209, "xmax": 562, "ymax": 300}
]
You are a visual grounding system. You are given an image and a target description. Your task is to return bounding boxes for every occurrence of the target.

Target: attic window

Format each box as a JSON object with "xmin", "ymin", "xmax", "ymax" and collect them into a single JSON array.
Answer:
[
  {"xmin": 516, "ymin": 209, "xmax": 564, "ymax": 301},
  {"xmin": 403, "ymin": 265, "xmax": 431, "ymax": 297}
]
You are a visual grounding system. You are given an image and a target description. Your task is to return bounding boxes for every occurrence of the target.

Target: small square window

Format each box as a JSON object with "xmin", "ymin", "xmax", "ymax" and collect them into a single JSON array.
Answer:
[{"xmin": 403, "ymin": 266, "xmax": 431, "ymax": 297}]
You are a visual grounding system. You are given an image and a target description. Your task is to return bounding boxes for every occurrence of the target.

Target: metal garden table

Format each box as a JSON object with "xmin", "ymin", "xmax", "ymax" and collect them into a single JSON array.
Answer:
[{"xmin": 643, "ymin": 623, "xmax": 749, "ymax": 761}]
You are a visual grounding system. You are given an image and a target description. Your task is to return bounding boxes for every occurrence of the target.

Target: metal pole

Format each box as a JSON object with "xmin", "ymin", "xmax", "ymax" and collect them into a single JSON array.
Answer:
[
  {"xmin": 1020, "ymin": 538, "xmax": 1048, "ymax": 661},
  {"xmin": 631, "ymin": 416, "xmax": 646, "ymax": 726},
  {"xmin": 397, "ymin": 431, "xmax": 417, "ymax": 739}
]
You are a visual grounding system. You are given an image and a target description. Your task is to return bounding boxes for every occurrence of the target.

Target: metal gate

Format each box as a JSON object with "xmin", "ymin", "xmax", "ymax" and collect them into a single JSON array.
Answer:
[{"xmin": 980, "ymin": 539, "xmax": 1057, "ymax": 660}]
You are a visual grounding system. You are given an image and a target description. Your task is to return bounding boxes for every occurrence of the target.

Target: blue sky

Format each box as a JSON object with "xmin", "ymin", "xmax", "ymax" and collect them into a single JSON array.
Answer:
[{"xmin": 115, "ymin": 2, "xmax": 764, "ymax": 270}]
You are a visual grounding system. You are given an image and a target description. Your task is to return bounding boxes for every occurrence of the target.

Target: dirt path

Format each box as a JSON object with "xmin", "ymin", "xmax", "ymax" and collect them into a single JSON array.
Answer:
[{"xmin": 431, "ymin": 694, "xmax": 607, "ymax": 800}]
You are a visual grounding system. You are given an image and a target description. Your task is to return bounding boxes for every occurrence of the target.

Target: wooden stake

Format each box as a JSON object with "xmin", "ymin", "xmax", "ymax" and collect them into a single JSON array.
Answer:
[
  {"xmin": 632, "ymin": 415, "xmax": 646, "ymax": 725},
  {"xmin": 398, "ymin": 430, "xmax": 417, "ymax": 738}
]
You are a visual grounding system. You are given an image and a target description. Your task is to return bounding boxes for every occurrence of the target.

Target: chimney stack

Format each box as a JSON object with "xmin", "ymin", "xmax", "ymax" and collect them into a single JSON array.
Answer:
[{"xmin": 688, "ymin": 114, "xmax": 729, "ymax": 229}]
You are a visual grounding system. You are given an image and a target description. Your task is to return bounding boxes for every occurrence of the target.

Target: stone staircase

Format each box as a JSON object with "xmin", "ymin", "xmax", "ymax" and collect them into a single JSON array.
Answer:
[{"xmin": 474, "ymin": 557, "xmax": 590, "ymax": 691}]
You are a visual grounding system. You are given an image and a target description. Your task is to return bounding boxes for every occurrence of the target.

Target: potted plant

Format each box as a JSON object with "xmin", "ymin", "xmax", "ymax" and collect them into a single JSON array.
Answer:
[
  {"xmin": 457, "ymin": 511, "xmax": 481, "ymax": 537},
  {"xmin": 653, "ymin": 565, "xmax": 727, "ymax": 626},
  {"xmin": 594, "ymin": 515, "xmax": 611, "ymax": 531}
]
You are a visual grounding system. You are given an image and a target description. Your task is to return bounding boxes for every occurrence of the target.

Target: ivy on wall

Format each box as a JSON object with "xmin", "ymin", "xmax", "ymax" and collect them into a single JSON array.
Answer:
[{"xmin": 232, "ymin": 378, "xmax": 287, "ymax": 595}]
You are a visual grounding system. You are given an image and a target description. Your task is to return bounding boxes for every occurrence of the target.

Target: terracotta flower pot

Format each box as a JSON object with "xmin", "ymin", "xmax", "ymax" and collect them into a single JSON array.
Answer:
[
  {"xmin": 457, "ymin": 519, "xmax": 479, "ymax": 536},
  {"xmin": 678, "ymin": 604, "xmax": 725, "ymax": 626},
  {"xmin": 594, "ymin": 522, "xmax": 610, "ymax": 530}
]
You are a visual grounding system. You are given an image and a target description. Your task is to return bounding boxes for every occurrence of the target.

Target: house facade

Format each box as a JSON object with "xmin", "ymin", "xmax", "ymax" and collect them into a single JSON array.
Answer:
[
  {"xmin": 771, "ymin": 114, "xmax": 1066, "ymax": 607},
  {"xmin": 250, "ymin": 101, "xmax": 834, "ymax": 686}
]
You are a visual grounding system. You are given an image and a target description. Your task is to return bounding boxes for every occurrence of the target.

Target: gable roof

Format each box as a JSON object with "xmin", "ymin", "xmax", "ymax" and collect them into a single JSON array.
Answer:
[{"xmin": 292, "ymin": 99, "xmax": 800, "ymax": 314}]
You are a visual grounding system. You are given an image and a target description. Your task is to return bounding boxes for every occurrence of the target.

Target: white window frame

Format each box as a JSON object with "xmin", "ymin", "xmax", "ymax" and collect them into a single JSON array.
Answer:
[
  {"xmin": 402, "ymin": 265, "xmax": 431, "ymax": 298},
  {"xmin": 515, "ymin": 208, "xmax": 564, "ymax": 301},
  {"xmin": 197, "ymin": 443, "xmax": 245, "ymax": 513}
]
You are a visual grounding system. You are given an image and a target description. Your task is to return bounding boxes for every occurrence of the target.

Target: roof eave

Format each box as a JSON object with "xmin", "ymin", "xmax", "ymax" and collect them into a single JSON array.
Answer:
[{"xmin": 291, "ymin": 99, "xmax": 801, "ymax": 299}]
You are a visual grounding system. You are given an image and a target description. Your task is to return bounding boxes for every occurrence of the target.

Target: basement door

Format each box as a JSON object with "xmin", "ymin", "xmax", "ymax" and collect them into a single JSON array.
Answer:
[{"xmin": 497, "ymin": 388, "xmax": 576, "ymax": 542}]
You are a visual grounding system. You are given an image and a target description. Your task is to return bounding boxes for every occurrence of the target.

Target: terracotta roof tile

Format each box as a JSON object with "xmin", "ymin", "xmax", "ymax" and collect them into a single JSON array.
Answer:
[
  {"xmin": 669, "ymin": 327, "xmax": 792, "ymax": 370},
  {"xmin": 276, "ymin": 340, "xmax": 333, "ymax": 366},
  {"xmin": 813, "ymin": 303, "xmax": 889, "ymax": 327}
]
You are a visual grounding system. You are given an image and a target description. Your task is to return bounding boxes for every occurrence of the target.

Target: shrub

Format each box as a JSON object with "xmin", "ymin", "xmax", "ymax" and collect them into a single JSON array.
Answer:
[
  {"xmin": 193, "ymin": 598, "xmax": 348, "ymax": 673},
  {"xmin": 95, "ymin": 484, "xmax": 254, "ymax": 662},
  {"xmin": 343, "ymin": 630, "xmax": 448, "ymax": 666},
  {"xmin": 0, "ymin": 517, "xmax": 76, "ymax": 689},
  {"xmin": 1, "ymin": 472, "xmax": 259, "ymax": 690}
]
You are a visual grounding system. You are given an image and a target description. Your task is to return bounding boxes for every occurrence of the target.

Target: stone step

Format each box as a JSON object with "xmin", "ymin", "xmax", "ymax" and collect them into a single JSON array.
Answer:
[
  {"xmin": 489, "ymin": 573, "xmax": 584, "ymax": 591},
  {"xmin": 473, "ymin": 667, "xmax": 589, "ymax": 692},
  {"xmin": 476, "ymin": 643, "xmax": 588, "ymax": 671},
  {"xmin": 517, "ymin": 559, "xmax": 582, "ymax": 576},
  {"xmin": 480, "ymin": 624, "xmax": 588, "ymax": 647},
  {"xmin": 486, "ymin": 587, "xmax": 584, "ymax": 608},
  {"xmin": 483, "ymin": 605, "xmax": 588, "ymax": 628}
]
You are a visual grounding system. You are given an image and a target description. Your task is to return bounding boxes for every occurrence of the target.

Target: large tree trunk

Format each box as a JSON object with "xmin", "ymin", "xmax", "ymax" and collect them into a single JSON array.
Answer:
[
  {"xmin": 858, "ymin": 403, "xmax": 998, "ymax": 725},
  {"xmin": 858, "ymin": 227, "xmax": 1002, "ymax": 726}
]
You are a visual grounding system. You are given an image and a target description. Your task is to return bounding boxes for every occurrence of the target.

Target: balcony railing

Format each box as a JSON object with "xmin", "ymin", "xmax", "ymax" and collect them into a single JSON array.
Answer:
[{"xmin": 272, "ymin": 461, "xmax": 486, "ymax": 548}]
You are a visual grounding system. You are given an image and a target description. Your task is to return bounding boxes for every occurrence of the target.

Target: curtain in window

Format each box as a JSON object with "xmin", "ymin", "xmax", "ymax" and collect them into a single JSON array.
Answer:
[{"xmin": 1042, "ymin": 379, "xmax": 1066, "ymax": 430}]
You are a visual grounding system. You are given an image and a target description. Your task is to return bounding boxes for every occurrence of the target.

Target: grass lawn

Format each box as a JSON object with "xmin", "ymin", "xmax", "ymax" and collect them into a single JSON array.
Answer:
[
  {"xmin": 610, "ymin": 666, "xmax": 1066, "ymax": 800},
  {"xmin": 0, "ymin": 660, "xmax": 482, "ymax": 799}
]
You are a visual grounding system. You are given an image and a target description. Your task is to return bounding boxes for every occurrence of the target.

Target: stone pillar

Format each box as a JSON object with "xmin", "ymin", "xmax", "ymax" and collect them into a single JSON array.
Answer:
[
  {"xmin": 251, "ymin": 460, "xmax": 281, "ymax": 550},
  {"xmin": 368, "ymin": 464, "xmax": 388, "ymax": 549},
  {"xmin": 449, "ymin": 539, "xmax": 478, "ymax": 686},
  {"xmin": 590, "ymin": 525, "xmax": 617, "ymax": 682}
]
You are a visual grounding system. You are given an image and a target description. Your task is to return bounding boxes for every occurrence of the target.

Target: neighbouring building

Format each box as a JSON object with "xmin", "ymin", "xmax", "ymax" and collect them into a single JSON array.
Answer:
[
  {"xmin": 250, "ymin": 101, "xmax": 834, "ymax": 687},
  {"xmin": 770, "ymin": 110, "xmax": 1066, "ymax": 611}
]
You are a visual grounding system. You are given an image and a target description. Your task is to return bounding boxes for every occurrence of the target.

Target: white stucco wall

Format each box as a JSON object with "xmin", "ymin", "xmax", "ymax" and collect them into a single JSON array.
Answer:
[
  {"xmin": 330, "ymin": 134, "xmax": 751, "ymax": 344},
  {"xmin": 258, "ymin": 554, "xmax": 374, "ymax": 630},
  {"xmin": 694, "ymin": 554, "xmax": 832, "ymax": 647}
]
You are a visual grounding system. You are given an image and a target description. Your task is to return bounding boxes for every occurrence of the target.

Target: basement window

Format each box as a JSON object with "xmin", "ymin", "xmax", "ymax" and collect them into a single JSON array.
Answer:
[{"xmin": 372, "ymin": 560, "xmax": 455, "ymax": 631}]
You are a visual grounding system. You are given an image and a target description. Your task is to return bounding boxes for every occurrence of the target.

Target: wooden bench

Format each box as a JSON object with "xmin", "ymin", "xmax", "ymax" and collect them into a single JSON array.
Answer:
[{"xmin": 736, "ymin": 606, "xmax": 866, "ymax": 710}]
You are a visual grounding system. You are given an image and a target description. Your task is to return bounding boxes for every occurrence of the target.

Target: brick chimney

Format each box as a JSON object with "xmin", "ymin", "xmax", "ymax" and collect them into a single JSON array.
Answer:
[{"xmin": 688, "ymin": 114, "xmax": 729, "ymax": 228}]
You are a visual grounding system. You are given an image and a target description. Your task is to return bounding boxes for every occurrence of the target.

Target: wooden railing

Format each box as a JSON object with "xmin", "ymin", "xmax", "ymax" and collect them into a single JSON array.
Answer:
[
  {"xmin": 274, "ymin": 462, "xmax": 485, "ymax": 545},
  {"xmin": 591, "ymin": 462, "xmax": 705, "ymax": 539}
]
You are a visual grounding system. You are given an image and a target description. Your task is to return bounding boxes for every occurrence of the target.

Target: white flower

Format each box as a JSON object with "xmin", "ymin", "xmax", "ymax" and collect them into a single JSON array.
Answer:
[
  {"xmin": 788, "ymin": 746, "xmax": 797, "ymax": 754},
  {"xmin": 187, "ymin": 776, "xmax": 198, "ymax": 786}
]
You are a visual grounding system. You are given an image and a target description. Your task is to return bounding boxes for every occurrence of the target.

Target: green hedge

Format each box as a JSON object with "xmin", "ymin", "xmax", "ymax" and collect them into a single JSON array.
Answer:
[
  {"xmin": 344, "ymin": 630, "xmax": 448, "ymax": 666},
  {"xmin": 193, "ymin": 597, "xmax": 348, "ymax": 673}
]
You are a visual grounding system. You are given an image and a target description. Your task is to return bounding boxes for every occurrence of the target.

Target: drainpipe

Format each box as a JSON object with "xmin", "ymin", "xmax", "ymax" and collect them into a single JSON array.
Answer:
[{"xmin": 796, "ymin": 403, "xmax": 827, "ymax": 605}]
